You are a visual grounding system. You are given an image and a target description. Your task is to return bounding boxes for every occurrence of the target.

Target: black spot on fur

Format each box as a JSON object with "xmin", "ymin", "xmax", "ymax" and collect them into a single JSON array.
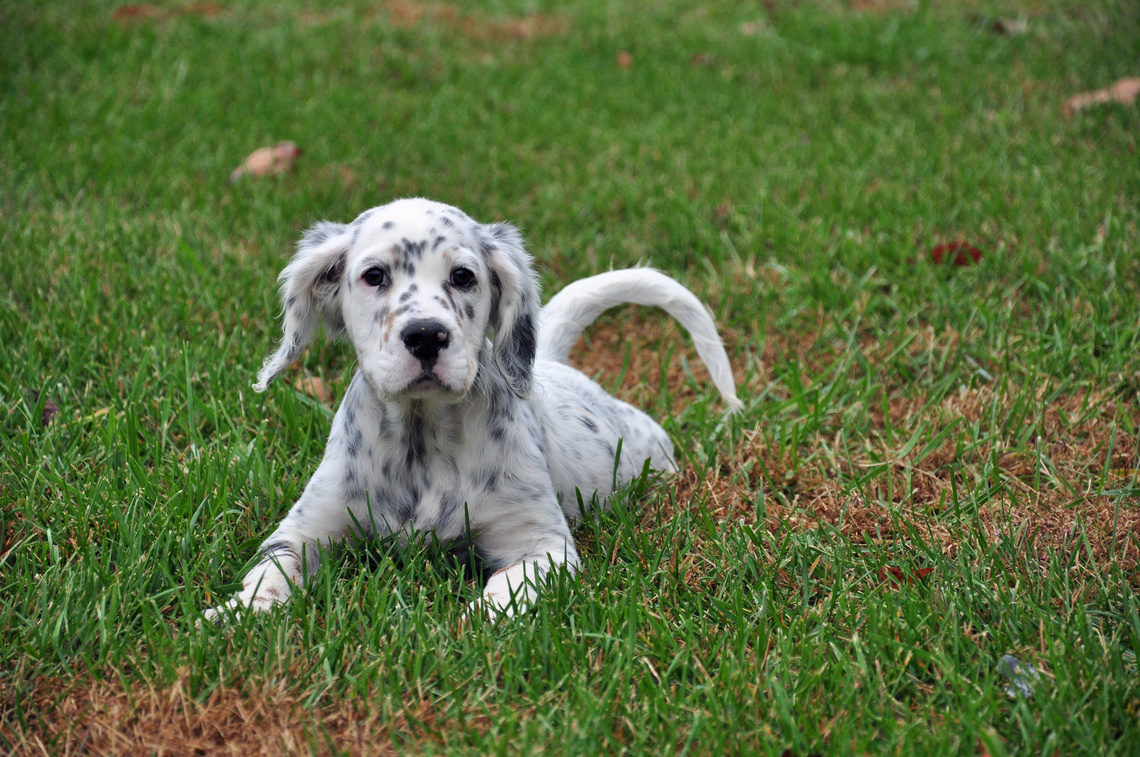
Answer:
[
  {"xmin": 439, "ymin": 491, "xmax": 463, "ymax": 521},
  {"xmin": 500, "ymin": 312, "xmax": 538, "ymax": 391},
  {"xmin": 440, "ymin": 215, "xmax": 455, "ymax": 228},
  {"xmin": 402, "ymin": 238, "xmax": 427, "ymax": 259},
  {"xmin": 382, "ymin": 221, "xmax": 395, "ymax": 230},
  {"xmin": 346, "ymin": 428, "xmax": 364, "ymax": 458},
  {"xmin": 484, "ymin": 470, "xmax": 499, "ymax": 490},
  {"xmin": 579, "ymin": 416, "xmax": 598, "ymax": 432},
  {"xmin": 396, "ymin": 486, "xmax": 419, "ymax": 522},
  {"xmin": 440, "ymin": 282, "xmax": 458, "ymax": 312},
  {"xmin": 260, "ymin": 540, "xmax": 299, "ymax": 563},
  {"xmin": 305, "ymin": 226, "xmax": 337, "ymax": 247},
  {"xmin": 465, "ymin": 302, "xmax": 475, "ymax": 320},
  {"xmin": 405, "ymin": 430, "xmax": 427, "ymax": 469}
]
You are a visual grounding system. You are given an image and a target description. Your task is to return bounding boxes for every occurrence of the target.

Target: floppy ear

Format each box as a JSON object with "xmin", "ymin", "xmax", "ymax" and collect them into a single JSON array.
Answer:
[
  {"xmin": 253, "ymin": 221, "xmax": 352, "ymax": 392},
  {"xmin": 483, "ymin": 222, "xmax": 540, "ymax": 397}
]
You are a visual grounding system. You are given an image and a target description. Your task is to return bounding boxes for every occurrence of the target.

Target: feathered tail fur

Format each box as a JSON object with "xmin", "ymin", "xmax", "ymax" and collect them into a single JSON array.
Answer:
[{"xmin": 537, "ymin": 269, "xmax": 744, "ymax": 410}]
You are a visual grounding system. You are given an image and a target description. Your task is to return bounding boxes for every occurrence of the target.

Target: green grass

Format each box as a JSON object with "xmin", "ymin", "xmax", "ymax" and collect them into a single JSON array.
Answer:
[{"xmin": 2, "ymin": 0, "xmax": 1139, "ymax": 753}]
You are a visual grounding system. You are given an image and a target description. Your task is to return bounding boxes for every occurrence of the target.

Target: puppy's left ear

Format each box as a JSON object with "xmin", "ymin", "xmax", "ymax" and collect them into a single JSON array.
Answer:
[
  {"xmin": 483, "ymin": 223, "xmax": 540, "ymax": 397},
  {"xmin": 254, "ymin": 221, "xmax": 352, "ymax": 392}
]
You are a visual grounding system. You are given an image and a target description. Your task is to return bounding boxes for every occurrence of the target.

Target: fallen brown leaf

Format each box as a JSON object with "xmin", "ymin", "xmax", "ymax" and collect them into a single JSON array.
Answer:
[
  {"xmin": 227, "ymin": 141, "xmax": 301, "ymax": 184},
  {"xmin": 1063, "ymin": 76, "xmax": 1140, "ymax": 117},
  {"xmin": 879, "ymin": 566, "xmax": 934, "ymax": 590},
  {"xmin": 294, "ymin": 376, "xmax": 334, "ymax": 404},
  {"xmin": 42, "ymin": 397, "xmax": 60, "ymax": 426},
  {"xmin": 617, "ymin": 51, "xmax": 633, "ymax": 69},
  {"xmin": 930, "ymin": 241, "xmax": 983, "ymax": 266},
  {"xmin": 113, "ymin": 2, "xmax": 223, "ymax": 23},
  {"xmin": 112, "ymin": 4, "xmax": 164, "ymax": 21},
  {"xmin": 30, "ymin": 390, "xmax": 61, "ymax": 426},
  {"xmin": 990, "ymin": 17, "xmax": 1027, "ymax": 35},
  {"xmin": 378, "ymin": 1, "xmax": 567, "ymax": 42},
  {"xmin": 972, "ymin": 15, "xmax": 1028, "ymax": 36}
]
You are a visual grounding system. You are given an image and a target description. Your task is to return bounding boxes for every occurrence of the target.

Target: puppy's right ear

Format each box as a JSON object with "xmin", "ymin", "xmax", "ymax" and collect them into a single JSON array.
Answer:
[{"xmin": 253, "ymin": 222, "xmax": 351, "ymax": 392}]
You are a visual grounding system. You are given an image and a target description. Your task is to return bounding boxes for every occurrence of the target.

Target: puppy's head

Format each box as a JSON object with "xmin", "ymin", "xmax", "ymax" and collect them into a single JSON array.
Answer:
[{"xmin": 254, "ymin": 198, "xmax": 540, "ymax": 402}]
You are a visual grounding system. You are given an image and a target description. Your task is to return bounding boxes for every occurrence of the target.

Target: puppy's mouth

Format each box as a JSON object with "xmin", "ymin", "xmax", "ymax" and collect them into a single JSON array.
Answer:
[{"xmin": 401, "ymin": 371, "xmax": 451, "ymax": 395}]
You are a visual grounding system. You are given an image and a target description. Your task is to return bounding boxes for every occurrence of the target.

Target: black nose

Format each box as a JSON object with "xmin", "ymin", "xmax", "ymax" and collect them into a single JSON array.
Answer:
[{"xmin": 401, "ymin": 319, "xmax": 450, "ymax": 366}]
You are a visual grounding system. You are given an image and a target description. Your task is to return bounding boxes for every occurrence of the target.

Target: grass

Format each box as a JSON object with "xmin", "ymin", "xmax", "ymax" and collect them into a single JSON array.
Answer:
[{"xmin": 2, "ymin": 0, "xmax": 1139, "ymax": 753}]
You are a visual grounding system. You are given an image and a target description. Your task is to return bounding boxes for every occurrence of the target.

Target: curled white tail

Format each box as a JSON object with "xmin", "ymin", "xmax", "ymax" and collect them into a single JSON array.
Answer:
[{"xmin": 537, "ymin": 269, "xmax": 744, "ymax": 410}]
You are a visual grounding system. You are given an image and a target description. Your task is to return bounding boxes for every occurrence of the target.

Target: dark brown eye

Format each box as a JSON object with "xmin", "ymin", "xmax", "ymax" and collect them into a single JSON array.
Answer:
[
  {"xmin": 362, "ymin": 267, "xmax": 388, "ymax": 288},
  {"xmin": 450, "ymin": 267, "xmax": 475, "ymax": 288}
]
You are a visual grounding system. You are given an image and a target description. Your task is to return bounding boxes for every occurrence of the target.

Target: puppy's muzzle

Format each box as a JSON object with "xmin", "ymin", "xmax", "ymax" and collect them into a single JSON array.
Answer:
[{"xmin": 401, "ymin": 318, "xmax": 450, "ymax": 369}]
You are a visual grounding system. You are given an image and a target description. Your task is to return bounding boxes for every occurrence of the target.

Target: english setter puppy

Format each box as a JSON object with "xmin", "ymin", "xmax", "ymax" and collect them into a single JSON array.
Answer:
[{"xmin": 204, "ymin": 197, "xmax": 741, "ymax": 622}]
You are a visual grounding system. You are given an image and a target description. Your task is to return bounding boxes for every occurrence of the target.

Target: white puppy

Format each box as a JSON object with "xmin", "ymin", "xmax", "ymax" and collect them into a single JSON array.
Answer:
[{"xmin": 205, "ymin": 198, "xmax": 741, "ymax": 622}]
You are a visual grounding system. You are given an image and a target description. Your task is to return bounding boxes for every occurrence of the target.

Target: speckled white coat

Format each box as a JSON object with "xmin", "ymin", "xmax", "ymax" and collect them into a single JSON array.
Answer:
[{"xmin": 204, "ymin": 198, "xmax": 741, "ymax": 622}]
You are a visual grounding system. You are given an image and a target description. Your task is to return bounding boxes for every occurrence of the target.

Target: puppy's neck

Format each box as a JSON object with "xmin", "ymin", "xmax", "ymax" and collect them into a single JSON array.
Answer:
[{"xmin": 358, "ymin": 360, "xmax": 519, "ymax": 449}]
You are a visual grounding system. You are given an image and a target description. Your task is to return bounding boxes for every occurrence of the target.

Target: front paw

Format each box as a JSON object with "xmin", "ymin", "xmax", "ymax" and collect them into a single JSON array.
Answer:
[
  {"xmin": 464, "ymin": 562, "xmax": 541, "ymax": 621},
  {"xmin": 201, "ymin": 569, "xmax": 294, "ymax": 626},
  {"xmin": 201, "ymin": 592, "xmax": 286, "ymax": 626}
]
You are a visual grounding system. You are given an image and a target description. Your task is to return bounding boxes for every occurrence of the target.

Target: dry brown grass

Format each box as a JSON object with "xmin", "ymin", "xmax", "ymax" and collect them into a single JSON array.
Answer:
[
  {"xmin": 0, "ymin": 668, "xmax": 477, "ymax": 756},
  {"xmin": 377, "ymin": 0, "xmax": 569, "ymax": 42},
  {"xmin": 574, "ymin": 313, "xmax": 1140, "ymax": 574}
]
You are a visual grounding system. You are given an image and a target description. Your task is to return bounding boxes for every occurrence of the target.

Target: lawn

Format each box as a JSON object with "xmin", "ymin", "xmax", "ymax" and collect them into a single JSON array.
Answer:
[{"xmin": 2, "ymin": 0, "xmax": 1138, "ymax": 754}]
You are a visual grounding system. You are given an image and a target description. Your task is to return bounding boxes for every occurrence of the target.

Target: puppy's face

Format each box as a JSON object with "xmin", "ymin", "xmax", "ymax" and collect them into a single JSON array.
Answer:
[
  {"xmin": 254, "ymin": 197, "xmax": 539, "ymax": 401},
  {"xmin": 342, "ymin": 203, "xmax": 494, "ymax": 401}
]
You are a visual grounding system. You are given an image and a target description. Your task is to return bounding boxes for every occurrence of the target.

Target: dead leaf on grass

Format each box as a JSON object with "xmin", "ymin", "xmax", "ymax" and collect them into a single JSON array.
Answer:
[
  {"xmin": 29, "ymin": 390, "xmax": 61, "ymax": 426},
  {"xmin": 851, "ymin": 0, "xmax": 917, "ymax": 14},
  {"xmin": 1063, "ymin": 77, "xmax": 1140, "ymax": 117},
  {"xmin": 294, "ymin": 377, "xmax": 335, "ymax": 404},
  {"xmin": 617, "ymin": 51, "xmax": 633, "ymax": 69},
  {"xmin": 379, "ymin": 1, "xmax": 567, "ymax": 42},
  {"xmin": 227, "ymin": 142, "xmax": 301, "ymax": 184},
  {"xmin": 113, "ymin": 4, "xmax": 164, "ymax": 20},
  {"xmin": 42, "ymin": 397, "xmax": 61, "ymax": 426},
  {"xmin": 879, "ymin": 566, "xmax": 934, "ymax": 589},
  {"xmin": 113, "ymin": 2, "xmax": 223, "ymax": 23},
  {"xmin": 972, "ymin": 15, "xmax": 1028, "ymax": 36},
  {"xmin": 930, "ymin": 241, "xmax": 983, "ymax": 266}
]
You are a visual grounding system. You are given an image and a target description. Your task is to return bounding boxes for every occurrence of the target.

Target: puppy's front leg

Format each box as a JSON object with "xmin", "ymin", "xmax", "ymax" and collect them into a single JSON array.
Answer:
[
  {"xmin": 468, "ymin": 503, "xmax": 581, "ymax": 618},
  {"xmin": 204, "ymin": 462, "xmax": 365, "ymax": 624}
]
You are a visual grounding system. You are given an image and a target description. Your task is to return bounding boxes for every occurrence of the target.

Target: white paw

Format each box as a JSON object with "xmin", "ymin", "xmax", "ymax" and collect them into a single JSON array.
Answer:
[
  {"xmin": 201, "ymin": 593, "xmax": 285, "ymax": 626},
  {"xmin": 463, "ymin": 562, "xmax": 543, "ymax": 621},
  {"xmin": 201, "ymin": 567, "xmax": 294, "ymax": 626}
]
